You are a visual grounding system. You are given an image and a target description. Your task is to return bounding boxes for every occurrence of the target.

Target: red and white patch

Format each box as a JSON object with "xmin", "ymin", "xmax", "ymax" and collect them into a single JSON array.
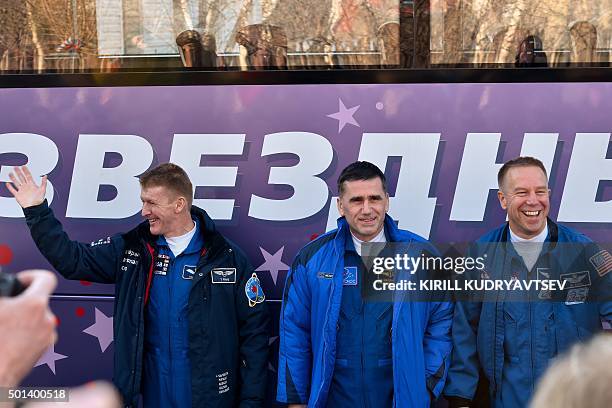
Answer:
[{"xmin": 590, "ymin": 250, "xmax": 612, "ymax": 277}]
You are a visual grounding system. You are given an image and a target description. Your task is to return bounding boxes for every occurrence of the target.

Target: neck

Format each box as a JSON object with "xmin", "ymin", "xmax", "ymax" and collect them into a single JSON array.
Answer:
[
  {"xmin": 165, "ymin": 214, "xmax": 195, "ymax": 238},
  {"xmin": 509, "ymin": 224, "xmax": 547, "ymax": 241},
  {"xmin": 351, "ymin": 227, "xmax": 384, "ymax": 243}
]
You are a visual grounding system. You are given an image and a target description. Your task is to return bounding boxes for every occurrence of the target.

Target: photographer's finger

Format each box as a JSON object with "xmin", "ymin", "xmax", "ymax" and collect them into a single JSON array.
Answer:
[
  {"xmin": 44, "ymin": 310, "xmax": 58, "ymax": 344},
  {"xmin": 17, "ymin": 270, "xmax": 57, "ymax": 298}
]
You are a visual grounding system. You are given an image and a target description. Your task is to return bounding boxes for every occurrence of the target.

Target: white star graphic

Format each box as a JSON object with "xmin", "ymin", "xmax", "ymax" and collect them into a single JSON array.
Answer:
[
  {"xmin": 327, "ymin": 98, "xmax": 360, "ymax": 132},
  {"xmin": 83, "ymin": 308, "xmax": 114, "ymax": 353},
  {"xmin": 255, "ymin": 247, "xmax": 289, "ymax": 286},
  {"xmin": 34, "ymin": 345, "xmax": 68, "ymax": 375}
]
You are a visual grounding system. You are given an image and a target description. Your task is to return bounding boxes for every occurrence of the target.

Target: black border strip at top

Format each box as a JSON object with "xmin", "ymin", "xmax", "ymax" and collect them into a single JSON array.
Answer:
[{"xmin": 0, "ymin": 67, "xmax": 611, "ymax": 88}]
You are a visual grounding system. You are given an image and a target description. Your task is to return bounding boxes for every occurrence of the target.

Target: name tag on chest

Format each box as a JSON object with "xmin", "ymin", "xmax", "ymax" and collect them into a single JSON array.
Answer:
[{"xmin": 211, "ymin": 268, "xmax": 237, "ymax": 284}]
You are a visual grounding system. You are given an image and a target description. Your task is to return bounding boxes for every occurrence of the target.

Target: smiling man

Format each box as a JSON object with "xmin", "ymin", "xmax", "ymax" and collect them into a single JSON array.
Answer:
[
  {"xmin": 277, "ymin": 161, "xmax": 453, "ymax": 408},
  {"xmin": 444, "ymin": 156, "xmax": 612, "ymax": 407},
  {"xmin": 7, "ymin": 163, "xmax": 269, "ymax": 408}
]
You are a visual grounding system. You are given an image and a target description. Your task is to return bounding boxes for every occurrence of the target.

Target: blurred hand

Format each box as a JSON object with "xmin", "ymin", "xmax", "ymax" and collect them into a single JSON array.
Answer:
[
  {"xmin": 25, "ymin": 381, "xmax": 121, "ymax": 408},
  {"xmin": 6, "ymin": 166, "xmax": 47, "ymax": 208},
  {"xmin": 0, "ymin": 270, "xmax": 57, "ymax": 387}
]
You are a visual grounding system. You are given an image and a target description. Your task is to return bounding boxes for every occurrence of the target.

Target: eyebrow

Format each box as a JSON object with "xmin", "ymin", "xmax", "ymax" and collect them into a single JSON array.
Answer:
[
  {"xmin": 348, "ymin": 194, "xmax": 383, "ymax": 202},
  {"xmin": 512, "ymin": 186, "xmax": 548, "ymax": 192}
]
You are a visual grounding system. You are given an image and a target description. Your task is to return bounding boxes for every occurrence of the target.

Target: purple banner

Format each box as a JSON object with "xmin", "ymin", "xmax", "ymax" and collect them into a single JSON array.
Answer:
[{"xmin": 0, "ymin": 82, "xmax": 610, "ymax": 391}]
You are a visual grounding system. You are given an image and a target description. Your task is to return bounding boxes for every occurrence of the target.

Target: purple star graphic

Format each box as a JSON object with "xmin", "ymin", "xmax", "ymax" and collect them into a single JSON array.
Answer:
[
  {"xmin": 255, "ymin": 247, "xmax": 289, "ymax": 286},
  {"xmin": 83, "ymin": 307, "xmax": 114, "ymax": 352},
  {"xmin": 34, "ymin": 345, "xmax": 68, "ymax": 375},
  {"xmin": 327, "ymin": 98, "xmax": 360, "ymax": 132}
]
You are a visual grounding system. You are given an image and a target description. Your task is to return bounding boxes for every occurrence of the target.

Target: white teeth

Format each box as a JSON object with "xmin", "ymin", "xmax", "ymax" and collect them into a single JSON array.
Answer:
[{"xmin": 523, "ymin": 211, "xmax": 539, "ymax": 216}]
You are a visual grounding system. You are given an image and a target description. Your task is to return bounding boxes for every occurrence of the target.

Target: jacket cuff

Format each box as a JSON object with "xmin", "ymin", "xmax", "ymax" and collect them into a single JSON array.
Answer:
[{"xmin": 22, "ymin": 199, "xmax": 49, "ymax": 217}]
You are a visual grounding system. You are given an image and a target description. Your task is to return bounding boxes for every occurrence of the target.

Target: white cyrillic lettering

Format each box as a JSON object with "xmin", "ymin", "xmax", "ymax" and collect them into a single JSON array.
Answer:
[
  {"xmin": 520, "ymin": 133, "xmax": 558, "ymax": 175},
  {"xmin": 559, "ymin": 133, "xmax": 612, "ymax": 222},
  {"xmin": 66, "ymin": 135, "xmax": 154, "ymax": 218},
  {"xmin": 0, "ymin": 133, "xmax": 58, "ymax": 217},
  {"xmin": 249, "ymin": 132, "xmax": 333, "ymax": 221},
  {"xmin": 450, "ymin": 133, "xmax": 501, "ymax": 221},
  {"xmin": 170, "ymin": 134, "xmax": 245, "ymax": 220}
]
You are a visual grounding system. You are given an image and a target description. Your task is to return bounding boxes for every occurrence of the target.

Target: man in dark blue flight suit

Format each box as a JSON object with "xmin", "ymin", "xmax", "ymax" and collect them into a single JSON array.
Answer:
[{"xmin": 7, "ymin": 163, "xmax": 270, "ymax": 407}]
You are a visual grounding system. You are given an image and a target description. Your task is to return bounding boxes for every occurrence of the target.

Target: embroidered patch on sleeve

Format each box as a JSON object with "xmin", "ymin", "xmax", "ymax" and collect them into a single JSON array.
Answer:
[
  {"xmin": 90, "ymin": 237, "xmax": 111, "ymax": 247},
  {"xmin": 245, "ymin": 273, "xmax": 265, "ymax": 307},
  {"xmin": 590, "ymin": 250, "xmax": 612, "ymax": 277}
]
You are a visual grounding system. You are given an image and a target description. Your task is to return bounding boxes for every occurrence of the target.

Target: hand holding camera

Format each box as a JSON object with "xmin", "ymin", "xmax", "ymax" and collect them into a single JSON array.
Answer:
[{"xmin": 0, "ymin": 270, "xmax": 57, "ymax": 387}]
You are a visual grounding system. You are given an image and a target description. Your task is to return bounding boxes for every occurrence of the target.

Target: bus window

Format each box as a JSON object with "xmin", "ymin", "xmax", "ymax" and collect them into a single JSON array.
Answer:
[{"xmin": 0, "ymin": 0, "xmax": 610, "ymax": 73}]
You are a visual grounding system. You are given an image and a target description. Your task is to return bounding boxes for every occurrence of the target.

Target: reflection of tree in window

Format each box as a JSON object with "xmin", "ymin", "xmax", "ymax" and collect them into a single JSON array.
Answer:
[{"xmin": 570, "ymin": 21, "xmax": 597, "ymax": 65}]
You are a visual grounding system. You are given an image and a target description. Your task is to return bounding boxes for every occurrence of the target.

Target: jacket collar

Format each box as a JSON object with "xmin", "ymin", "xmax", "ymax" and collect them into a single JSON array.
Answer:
[
  {"xmin": 333, "ymin": 214, "xmax": 400, "ymax": 254},
  {"xmin": 131, "ymin": 206, "xmax": 227, "ymax": 256},
  {"xmin": 500, "ymin": 217, "xmax": 559, "ymax": 253}
]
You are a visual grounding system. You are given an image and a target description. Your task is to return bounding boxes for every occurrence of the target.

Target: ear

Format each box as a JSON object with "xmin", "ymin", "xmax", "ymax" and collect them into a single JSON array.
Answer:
[
  {"xmin": 497, "ymin": 190, "xmax": 508, "ymax": 210},
  {"xmin": 384, "ymin": 192, "xmax": 390, "ymax": 213},
  {"xmin": 175, "ymin": 197, "xmax": 187, "ymax": 213},
  {"xmin": 337, "ymin": 197, "xmax": 345, "ymax": 217}
]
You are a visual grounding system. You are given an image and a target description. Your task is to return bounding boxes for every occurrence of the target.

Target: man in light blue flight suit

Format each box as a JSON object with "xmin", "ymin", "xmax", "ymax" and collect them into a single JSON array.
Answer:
[
  {"xmin": 444, "ymin": 156, "xmax": 612, "ymax": 407},
  {"xmin": 277, "ymin": 161, "xmax": 453, "ymax": 408}
]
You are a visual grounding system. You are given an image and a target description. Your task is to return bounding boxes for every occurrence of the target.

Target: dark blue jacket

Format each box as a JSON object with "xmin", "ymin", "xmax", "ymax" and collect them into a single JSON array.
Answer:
[
  {"xmin": 444, "ymin": 219, "xmax": 612, "ymax": 407},
  {"xmin": 24, "ymin": 201, "xmax": 270, "ymax": 407}
]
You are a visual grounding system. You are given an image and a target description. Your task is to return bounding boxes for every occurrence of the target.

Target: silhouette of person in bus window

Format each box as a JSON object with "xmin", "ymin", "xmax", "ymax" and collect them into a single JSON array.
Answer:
[
  {"xmin": 515, "ymin": 35, "xmax": 548, "ymax": 67},
  {"xmin": 176, "ymin": 30, "xmax": 217, "ymax": 68}
]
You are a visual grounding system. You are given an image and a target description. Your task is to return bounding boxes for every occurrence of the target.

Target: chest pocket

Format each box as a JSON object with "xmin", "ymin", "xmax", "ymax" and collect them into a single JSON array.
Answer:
[
  {"xmin": 374, "ymin": 304, "xmax": 393, "ymax": 364},
  {"xmin": 503, "ymin": 304, "xmax": 527, "ymax": 363}
]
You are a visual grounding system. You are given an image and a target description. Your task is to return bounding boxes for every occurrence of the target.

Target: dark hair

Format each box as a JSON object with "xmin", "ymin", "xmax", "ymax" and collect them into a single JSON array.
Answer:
[
  {"xmin": 337, "ymin": 161, "xmax": 387, "ymax": 195},
  {"xmin": 498, "ymin": 156, "xmax": 548, "ymax": 188},
  {"xmin": 139, "ymin": 163, "xmax": 193, "ymax": 208}
]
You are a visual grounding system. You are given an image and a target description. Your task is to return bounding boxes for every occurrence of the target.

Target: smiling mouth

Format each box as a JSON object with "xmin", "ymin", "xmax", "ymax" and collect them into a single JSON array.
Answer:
[{"xmin": 522, "ymin": 210, "xmax": 541, "ymax": 217}]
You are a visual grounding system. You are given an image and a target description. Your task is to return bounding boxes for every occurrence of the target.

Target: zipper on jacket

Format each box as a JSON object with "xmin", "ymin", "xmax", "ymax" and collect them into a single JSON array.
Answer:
[
  {"xmin": 131, "ymin": 242, "xmax": 155, "ymax": 398},
  {"xmin": 361, "ymin": 308, "xmax": 368, "ymax": 408},
  {"xmin": 315, "ymin": 266, "xmax": 337, "ymax": 408}
]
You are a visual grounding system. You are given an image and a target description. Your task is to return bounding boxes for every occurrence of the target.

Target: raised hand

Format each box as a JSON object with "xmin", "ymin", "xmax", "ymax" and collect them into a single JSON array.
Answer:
[{"xmin": 6, "ymin": 166, "xmax": 48, "ymax": 208}]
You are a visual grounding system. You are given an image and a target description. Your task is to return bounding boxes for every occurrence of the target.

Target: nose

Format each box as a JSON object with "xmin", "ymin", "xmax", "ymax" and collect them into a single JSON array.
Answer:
[
  {"xmin": 526, "ymin": 191, "xmax": 538, "ymax": 204},
  {"xmin": 362, "ymin": 199, "xmax": 371, "ymax": 214},
  {"xmin": 141, "ymin": 202, "xmax": 150, "ymax": 217}
]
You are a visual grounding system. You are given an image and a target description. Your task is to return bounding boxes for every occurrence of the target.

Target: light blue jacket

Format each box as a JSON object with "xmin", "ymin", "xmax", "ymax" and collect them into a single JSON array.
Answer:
[{"xmin": 277, "ymin": 215, "xmax": 454, "ymax": 407}]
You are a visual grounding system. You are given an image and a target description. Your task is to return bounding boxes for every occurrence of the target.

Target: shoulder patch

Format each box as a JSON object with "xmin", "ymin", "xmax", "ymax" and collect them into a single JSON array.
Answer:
[
  {"xmin": 245, "ymin": 273, "xmax": 265, "ymax": 307},
  {"xmin": 590, "ymin": 250, "xmax": 612, "ymax": 277}
]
